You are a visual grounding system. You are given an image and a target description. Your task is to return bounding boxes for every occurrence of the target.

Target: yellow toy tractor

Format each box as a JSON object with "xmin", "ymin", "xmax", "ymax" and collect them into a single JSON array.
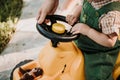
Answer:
[{"xmin": 10, "ymin": 15, "xmax": 120, "ymax": 80}]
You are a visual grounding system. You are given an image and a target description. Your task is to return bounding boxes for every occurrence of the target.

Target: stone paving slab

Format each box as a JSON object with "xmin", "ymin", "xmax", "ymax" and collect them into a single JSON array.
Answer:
[
  {"xmin": 0, "ymin": 70, "xmax": 12, "ymax": 80},
  {"xmin": 1, "ymin": 17, "xmax": 49, "ymax": 55},
  {"xmin": 0, "ymin": 23, "xmax": 49, "ymax": 72}
]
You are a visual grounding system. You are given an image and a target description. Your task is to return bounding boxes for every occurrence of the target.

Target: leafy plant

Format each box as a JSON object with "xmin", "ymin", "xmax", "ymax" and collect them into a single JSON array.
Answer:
[
  {"xmin": 0, "ymin": 20, "xmax": 15, "ymax": 53},
  {"xmin": 0, "ymin": 0, "xmax": 23, "ymax": 22},
  {"xmin": 0, "ymin": 0, "xmax": 23, "ymax": 53}
]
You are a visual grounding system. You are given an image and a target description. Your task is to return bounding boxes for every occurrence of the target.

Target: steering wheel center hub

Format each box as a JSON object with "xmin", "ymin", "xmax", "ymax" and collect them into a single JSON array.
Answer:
[{"xmin": 52, "ymin": 23, "xmax": 66, "ymax": 34}]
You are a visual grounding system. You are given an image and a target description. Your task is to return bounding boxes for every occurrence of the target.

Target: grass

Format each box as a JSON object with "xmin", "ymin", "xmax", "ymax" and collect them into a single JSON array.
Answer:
[{"xmin": 0, "ymin": 0, "xmax": 23, "ymax": 53}]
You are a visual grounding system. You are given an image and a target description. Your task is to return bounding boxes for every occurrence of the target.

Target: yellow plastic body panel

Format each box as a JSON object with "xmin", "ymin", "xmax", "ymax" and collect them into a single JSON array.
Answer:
[{"xmin": 38, "ymin": 42, "xmax": 85, "ymax": 80}]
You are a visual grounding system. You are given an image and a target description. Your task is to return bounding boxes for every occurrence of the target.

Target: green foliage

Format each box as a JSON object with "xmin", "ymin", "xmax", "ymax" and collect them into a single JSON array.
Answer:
[
  {"xmin": 0, "ymin": 0, "xmax": 23, "ymax": 53},
  {"xmin": 0, "ymin": 20, "xmax": 16, "ymax": 53},
  {"xmin": 0, "ymin": 0, "xmax": 23, "ymax": 22}
]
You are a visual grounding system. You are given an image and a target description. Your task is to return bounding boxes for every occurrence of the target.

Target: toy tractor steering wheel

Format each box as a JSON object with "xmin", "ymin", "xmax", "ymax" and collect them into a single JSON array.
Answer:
[{"xmin": 36, "ymin": 15, "xmax": 79, "ymax": 47}]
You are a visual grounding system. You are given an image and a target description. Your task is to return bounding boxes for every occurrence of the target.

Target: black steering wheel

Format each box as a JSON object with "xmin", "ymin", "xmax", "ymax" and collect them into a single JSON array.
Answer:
[{"xmin": 36, "ymin": 15, "xmax": 79, "ymax": 47}]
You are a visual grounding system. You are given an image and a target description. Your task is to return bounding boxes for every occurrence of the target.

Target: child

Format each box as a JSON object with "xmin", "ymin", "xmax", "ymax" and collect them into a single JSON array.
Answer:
[
  {"xmin": 37, "ymin": 0, "xmax": 120, "ymax": 80},
  {"xmin": 67, "ymin": 0, "xmax": 120, "ymax": 80}
]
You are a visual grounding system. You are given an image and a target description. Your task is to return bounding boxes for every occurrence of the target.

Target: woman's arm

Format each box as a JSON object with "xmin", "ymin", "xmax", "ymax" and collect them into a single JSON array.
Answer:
[{"xmin": 37, "ymin": 0, "xmax": 59, "ymax": 24}]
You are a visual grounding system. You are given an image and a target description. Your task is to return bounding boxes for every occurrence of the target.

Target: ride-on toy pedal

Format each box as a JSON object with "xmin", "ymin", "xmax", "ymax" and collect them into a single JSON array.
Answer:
[{"xmin": 10, "ymin": 15, "xmax": 120, "ymax": 80}]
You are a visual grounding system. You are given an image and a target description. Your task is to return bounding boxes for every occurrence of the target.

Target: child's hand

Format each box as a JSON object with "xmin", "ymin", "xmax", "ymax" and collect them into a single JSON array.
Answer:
[
  {"xmin": 66, "ymin": 15, "xmax": 78, "ymax": 25},
  {"xmin": 71, "ymin": 23, "xmax": 91, "ymax": 35}
]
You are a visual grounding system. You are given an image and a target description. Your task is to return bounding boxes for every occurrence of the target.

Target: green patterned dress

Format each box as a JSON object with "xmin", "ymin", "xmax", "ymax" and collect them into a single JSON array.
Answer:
[{"xmin": 74, "ymin": 0, "xmax": 120, "ymax": 80}]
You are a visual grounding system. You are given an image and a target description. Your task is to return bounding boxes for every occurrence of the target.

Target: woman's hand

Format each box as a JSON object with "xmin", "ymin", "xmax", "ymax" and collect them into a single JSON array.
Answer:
[
  {"xmin": 71, "ymin": 23, "xmax": 91, "ymax": 35},
  {"xmin": 37, "ymin": 0, "xmax": 59, "ymax": 24}
]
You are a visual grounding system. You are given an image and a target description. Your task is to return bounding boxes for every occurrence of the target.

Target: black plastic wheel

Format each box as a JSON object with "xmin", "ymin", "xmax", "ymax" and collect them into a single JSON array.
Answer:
[
  {"xmin": 36, "ymin": 15, "xmax": 79, "ymax": 47},
  {"xmin": 10, "ymin": 60, "xmax": 33, "ymax": 80}
]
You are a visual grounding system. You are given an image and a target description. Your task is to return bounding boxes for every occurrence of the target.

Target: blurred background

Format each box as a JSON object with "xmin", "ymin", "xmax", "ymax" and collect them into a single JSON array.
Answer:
[
  {"xmin": 0, "ymin": 0, "xmax": 46, "ymax": 80},
  {"xmin": 0, "ymin": 0, "xmax": 78, "ymax": 80}
]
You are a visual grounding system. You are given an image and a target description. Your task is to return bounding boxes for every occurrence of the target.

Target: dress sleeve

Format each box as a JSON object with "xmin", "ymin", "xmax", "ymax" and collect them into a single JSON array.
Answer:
[{"xmin": 99, "ymin": 11, "xmax": 120, "ymax": 36}]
